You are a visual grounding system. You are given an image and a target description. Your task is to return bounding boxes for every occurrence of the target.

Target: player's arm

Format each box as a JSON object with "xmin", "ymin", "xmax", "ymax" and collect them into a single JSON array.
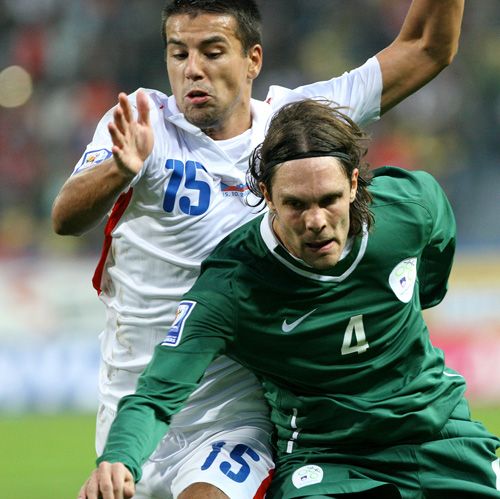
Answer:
[
  {"xmin": 416, "ymin": 172, "xmax": 457, "ymax": 309},
  {"xmin": 78, "ymin": 343, "xmax": 225, "ymax": 499},
  {"xmin": 376, "ymin": 0, "xmax": 464, "ymax": 114},
  {"xmin": 52, "ymin": 90, "xmax": 153, "ymax": 236},
  {"xmin": 78, "ymin": 287, "xmax": 234, "ymax": 498}
]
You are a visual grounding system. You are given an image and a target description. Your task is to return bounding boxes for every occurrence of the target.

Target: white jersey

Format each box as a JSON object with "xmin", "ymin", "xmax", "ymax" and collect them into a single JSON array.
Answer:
[{"xmin": 74, "ymin": 57, "xmax": 382, "ymax": 430}]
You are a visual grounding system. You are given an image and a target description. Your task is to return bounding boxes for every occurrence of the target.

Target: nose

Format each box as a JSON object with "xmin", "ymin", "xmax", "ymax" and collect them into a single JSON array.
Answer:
[
  {"xmin": 304, "ymin": 207, "xmax": 327, "ymax": 233},
  {"xmin": 185, "ymin": 53, "xmax": 204, "ymax": 81}
]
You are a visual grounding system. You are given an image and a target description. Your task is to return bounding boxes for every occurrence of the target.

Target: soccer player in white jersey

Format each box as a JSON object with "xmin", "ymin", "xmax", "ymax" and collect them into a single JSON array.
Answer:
[{"xmin": 51, "ymin": 1, "xmax": 464, "ymax": 498}]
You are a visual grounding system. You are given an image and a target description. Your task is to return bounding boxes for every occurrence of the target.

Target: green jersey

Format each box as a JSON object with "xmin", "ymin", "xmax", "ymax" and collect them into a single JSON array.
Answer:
[{"xmin": 99, "ymin": 167, "xmax": 464, "ymax": 482}]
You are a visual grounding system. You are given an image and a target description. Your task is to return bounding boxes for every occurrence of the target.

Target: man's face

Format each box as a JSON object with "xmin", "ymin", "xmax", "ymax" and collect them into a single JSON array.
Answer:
[
  {"xmin": 262, "ymin": 157, "xmax": 359, "ymax": 270},
  {"xmin": 165, "ymin": 13, "xmax": 262, "ymax": 140}
]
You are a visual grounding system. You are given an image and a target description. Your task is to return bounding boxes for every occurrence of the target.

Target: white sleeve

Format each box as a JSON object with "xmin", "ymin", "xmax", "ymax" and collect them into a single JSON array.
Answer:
[
  {"xmin": 71, "ymin": 89, "xmax": 152, "ymax": 187},
  {"xmin": 71, "ymin": 107, "xmax": 115, "ymax": 176},
  {"xmin": 265, "ymin": 56, "xmax": 382, "ymax": 127}
]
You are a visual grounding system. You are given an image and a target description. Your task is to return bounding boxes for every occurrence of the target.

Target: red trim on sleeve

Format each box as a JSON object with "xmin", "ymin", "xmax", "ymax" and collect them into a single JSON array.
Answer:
[
  {"xmin": 253, "ymin": 468, "xmax": 275, "ymax": 499},
  {"xmin": 92, "ymin": 188, "xmax": 134, "ymax": 295}
]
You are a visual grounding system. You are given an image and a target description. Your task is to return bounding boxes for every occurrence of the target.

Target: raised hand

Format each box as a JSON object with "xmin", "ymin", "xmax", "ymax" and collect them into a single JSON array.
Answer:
[{"xmin": 108, "ymin": 89, "xmax": 154, "ymax": 176}]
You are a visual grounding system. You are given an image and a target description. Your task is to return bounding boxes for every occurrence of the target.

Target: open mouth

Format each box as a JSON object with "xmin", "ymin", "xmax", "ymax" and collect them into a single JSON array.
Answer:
[
  {"xmin": 305, "ymin": 239, "xmax": 335, "ymax": 252},
  {"xmin": 186, "ymin": 90, "xmax": 210, "ymax": 104}
]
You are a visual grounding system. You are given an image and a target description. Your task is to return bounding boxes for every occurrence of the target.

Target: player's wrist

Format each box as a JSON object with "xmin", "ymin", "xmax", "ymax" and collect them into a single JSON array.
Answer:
[{"xmin": 111, "ymin": 157, "xmax": 141, "ymax": 183}]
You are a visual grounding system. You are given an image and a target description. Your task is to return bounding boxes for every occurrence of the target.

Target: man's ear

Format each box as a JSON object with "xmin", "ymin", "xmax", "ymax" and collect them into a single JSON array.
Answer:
[
  {"xmin": 350, "ymin": 168, "xmax": 359, "ymax": 203},
  {"xmin": 259, "ymin": 181, "xmax": 274, "ymax": 211},
  {"xmin": 247, "ymin": 44, "xmax": 263, "ymax": 80}
]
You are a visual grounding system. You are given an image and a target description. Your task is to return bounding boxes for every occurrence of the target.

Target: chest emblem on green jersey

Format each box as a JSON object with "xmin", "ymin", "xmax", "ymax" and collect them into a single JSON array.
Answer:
[
  {"xmin": 388, "ymin": 257, "xmax": 417, "ymax": 303},
  {"xmin": 282, "ymin": 308, "xmax": 317, "ymax": 333},
  {"xmin": 292, "ymin": 464, "xmax": 324, "ymax": 489}
]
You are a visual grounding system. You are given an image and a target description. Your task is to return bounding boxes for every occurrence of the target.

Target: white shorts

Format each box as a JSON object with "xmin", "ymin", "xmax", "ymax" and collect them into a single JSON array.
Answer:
[{"xmin": 97, "ymin": 404, "xmax": 275, "ymax": 499}]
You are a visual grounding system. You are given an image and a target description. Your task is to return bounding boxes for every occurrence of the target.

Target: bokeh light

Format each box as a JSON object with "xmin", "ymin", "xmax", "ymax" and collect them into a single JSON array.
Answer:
[{"xmin": 0, "ymin": 65, "xmax": 33, "ymax": 108}]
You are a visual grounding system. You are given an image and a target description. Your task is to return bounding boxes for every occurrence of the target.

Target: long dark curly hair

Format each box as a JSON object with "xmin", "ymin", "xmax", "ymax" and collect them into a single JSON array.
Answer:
[{"xmin": 247, "ymin": 99, "xmax": 374, "ymax": 237}]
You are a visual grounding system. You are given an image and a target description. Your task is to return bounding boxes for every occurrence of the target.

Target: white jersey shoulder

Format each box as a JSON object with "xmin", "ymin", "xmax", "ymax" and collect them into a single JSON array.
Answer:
[{"xmin": 266, "ymin": 56, "xmax": 381, "ymax": 126}]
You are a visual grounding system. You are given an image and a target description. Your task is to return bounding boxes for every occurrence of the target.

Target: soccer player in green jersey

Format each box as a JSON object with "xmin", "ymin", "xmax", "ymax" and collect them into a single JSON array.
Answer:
[{"xmin": 81, "ymin": 100, "xmax": 500, "ymax": 498}]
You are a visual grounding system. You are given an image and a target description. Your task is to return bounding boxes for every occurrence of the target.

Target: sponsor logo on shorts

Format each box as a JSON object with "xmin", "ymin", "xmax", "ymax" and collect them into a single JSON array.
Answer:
[
  {"xmin": 76, "ymin": 148, "xmax": 112, "ymax": 173},
  {"xmin": 388, "ymin": 257, "xmax": 417, "ymax": 303},
  {"xmin": 292, "ymin": 464, "xmax": 324, "ymax": 489},
  {"xmin": 161, "ymin": 300, "xmax": 196, "ymax": 347}
]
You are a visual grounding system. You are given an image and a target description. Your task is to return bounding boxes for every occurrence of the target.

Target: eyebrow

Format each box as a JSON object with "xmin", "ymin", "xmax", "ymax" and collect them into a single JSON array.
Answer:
[
  {"xmin": 167, "ymin": 35, "xmax": 229, "ymax": 48},
  {"xmin": 281, "ymin": 191, "xmax": 343, "ymax": 204}
]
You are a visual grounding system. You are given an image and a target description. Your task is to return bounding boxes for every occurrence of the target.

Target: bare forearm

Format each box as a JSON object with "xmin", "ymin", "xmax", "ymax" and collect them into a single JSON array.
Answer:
[
  {"xmin": 51, "ymin": 159, "xmax": 135, "ymax": 236},
  {"xmin": 377, "ymin": 0, "xmax": 464, "ymax": 114},
  {"xmin": 398, "ymin": 0, "xmax": 464, "ymax": 65}
]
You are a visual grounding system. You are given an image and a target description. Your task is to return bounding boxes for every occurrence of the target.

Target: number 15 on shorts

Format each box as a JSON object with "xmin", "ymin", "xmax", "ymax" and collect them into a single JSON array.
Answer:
[{"xmin": 201, "ymin": 441, "xmax": 260, "ymax": 483}]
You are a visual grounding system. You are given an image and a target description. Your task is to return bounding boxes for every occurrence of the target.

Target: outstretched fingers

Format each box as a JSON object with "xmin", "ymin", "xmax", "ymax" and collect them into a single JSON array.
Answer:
[
  {"xmin": 106, "ymin": 90, "xmax": 154, "ymax": 174},
  {"xmin": 113, "ymin": 104, "xmax": 127, "ymax": 136},
  {"xmin": 108, "ymin": 121, "xmax": 125, "ymax": 156},
  {"xmin": 118, "ymin": 92, "xmax": 133, "ymax": 123},
  {"xmin": 108, "ymin": 95, "xmax": 134, "ymax": 160},
  {"xmin": 136, "ymin": 89, "xmax": 151, "ymax": 127}
]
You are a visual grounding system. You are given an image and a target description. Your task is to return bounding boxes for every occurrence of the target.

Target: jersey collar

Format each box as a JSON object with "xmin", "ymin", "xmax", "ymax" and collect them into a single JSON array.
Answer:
[
  {"xmin": 259, "ymin": 212, "xmax": 368, "ymax": 282},
  {"xmin": 164, "ymin": 95, "xmax": 206, "ymax": 136},
  {"xmin": 164, "ymin": 95, "xmax": 273, "ymax": 140}
]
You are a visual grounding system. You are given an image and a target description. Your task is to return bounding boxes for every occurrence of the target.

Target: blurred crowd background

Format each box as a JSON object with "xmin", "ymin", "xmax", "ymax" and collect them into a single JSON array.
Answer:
[
  {"xmin": 0, "ymin": 0, "xmax": 499, "ymax": 257},
  {"xmin": 0, "ymin": 0, "xmax": 499, "ymax": 412}
]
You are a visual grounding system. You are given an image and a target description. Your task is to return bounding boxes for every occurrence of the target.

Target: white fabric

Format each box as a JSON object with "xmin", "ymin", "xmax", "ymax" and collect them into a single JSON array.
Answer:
[{"xmin": 75, "ymin": 56, "xmax": 382, "ymax": 495}]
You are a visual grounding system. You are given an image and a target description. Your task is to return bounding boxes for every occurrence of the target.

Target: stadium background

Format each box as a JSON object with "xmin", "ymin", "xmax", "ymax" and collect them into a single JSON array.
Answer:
[{"xmin": 0, "ymin": 1, "xmax": 498, "ymax": 497}]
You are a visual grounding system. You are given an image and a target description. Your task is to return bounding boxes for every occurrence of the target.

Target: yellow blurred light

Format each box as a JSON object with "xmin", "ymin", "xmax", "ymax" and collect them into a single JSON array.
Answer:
[{"xmin": 0, "ymin": 65, "xmax": 33, "ymax": 108}]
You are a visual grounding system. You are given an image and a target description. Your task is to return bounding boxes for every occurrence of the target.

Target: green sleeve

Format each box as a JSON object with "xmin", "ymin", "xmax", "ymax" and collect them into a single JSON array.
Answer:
[
  {"xmin": 371, "ymin": 167, "xmax": 457, "ymax": 309},
  {"xmin": 97, "ymin": 288, "xmax": 235, "ymax": 482},
  {"xmin": 416, "ymin": 171, "xmax": 456, "ymax": 309}
]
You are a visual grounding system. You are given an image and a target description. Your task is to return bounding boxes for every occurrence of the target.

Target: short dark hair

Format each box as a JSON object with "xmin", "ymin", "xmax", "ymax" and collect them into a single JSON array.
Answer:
[
  {"xmin": 161, "ymin": 0, "xmax": 262, "ymax": 54},
  {"xmin": 247, "ymin": 99, "xmax": 374, "ymax": 238}
]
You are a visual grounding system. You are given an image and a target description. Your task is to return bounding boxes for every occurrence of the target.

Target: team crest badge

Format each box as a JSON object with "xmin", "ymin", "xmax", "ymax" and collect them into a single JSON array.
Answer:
[
  {"xmin": 76, "ymin": 148, "xmax": 112, "ymax": 173},
  {"xmin": 161, "ymin": 301, "xmax": 196, "ymax": 347},
  {"xmin": 389, "ymin": 257, "xmax": 417, "ymax": 303},
  {"xmin": 292, "ymin": 464, "xmax": 324, "ymax": 489}
]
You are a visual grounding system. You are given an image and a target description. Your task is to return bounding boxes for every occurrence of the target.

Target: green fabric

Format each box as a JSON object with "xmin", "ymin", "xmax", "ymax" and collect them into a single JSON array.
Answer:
[
  {"xmin": 99, "ymin": 167, "xmax": 470, "ymax": 482},
  {"xmin": 184, "ymin": 167, "xmax": 463, "ymax": 453},
  {"xmin": 268, "ymin": 400, "xmax": 500, "ymax": 498}
]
